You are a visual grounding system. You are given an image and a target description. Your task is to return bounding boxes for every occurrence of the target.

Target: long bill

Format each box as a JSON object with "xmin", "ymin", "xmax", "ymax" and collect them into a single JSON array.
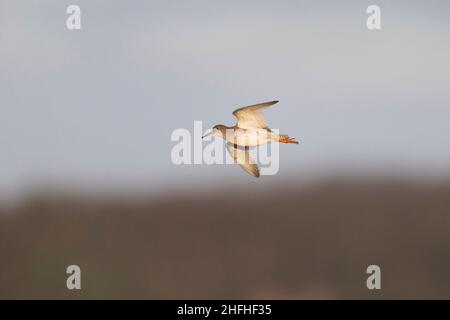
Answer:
[{"xmin": 201, "ymin": 129, "xmax": 213, "ymax": 139}]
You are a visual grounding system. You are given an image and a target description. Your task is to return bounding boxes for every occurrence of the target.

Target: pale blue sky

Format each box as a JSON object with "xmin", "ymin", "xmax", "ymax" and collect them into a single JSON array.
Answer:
[{"xmin": 1, "ymin": 0, "xmax": 450, "ymax": 198}]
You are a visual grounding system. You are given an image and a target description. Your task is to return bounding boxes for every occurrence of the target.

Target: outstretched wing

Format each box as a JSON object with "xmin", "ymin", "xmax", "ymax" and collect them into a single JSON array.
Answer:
[
  {"xmin": 232, "ymin": 100, "xmax": 278, "ymax": 130},
  {"xmin": 226, "ymin": 142, "xmax": 260, "ymax": 178}
]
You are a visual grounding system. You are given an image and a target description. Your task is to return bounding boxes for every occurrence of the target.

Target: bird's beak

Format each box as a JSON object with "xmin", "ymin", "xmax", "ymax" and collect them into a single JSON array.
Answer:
[{"xmin": 202, "ymin": 129, "xmax": 213, "ymax": 139}]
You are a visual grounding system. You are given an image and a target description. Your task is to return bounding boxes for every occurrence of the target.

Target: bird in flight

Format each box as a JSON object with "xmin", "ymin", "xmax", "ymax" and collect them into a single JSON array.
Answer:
[{"xmin": 202, "ymin": 100, "xmax": 298, "ymax": 177}]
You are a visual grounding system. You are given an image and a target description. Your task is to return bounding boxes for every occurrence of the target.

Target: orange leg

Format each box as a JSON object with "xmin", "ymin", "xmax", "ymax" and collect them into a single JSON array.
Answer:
[{"xmin": 278, "ymin": 137, "xmax": 299, "ymax": 144}]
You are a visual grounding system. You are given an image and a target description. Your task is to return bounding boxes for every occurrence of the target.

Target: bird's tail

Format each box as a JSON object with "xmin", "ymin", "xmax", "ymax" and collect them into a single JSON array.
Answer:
[{"xmin": 277, "ymin": 134, "xmax": 299, "ymax": 144}]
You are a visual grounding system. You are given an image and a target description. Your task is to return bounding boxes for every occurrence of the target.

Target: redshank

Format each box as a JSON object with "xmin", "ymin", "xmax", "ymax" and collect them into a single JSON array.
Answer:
[{"xmin": 202, "ymin": 100, "xmax": 298, "ymax": 177}]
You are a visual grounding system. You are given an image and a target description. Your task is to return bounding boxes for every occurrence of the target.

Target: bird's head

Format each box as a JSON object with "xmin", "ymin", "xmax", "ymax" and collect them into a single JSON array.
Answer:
[{"xmin": 202, "ymin": 124, "xmax": 226, "ymax": 139}]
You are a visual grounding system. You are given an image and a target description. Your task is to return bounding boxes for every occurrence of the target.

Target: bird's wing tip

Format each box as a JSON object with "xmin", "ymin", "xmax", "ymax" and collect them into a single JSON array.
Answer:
[{"xmin": 265, "ymin": 100, "xmax": 279, "ymax": 106}]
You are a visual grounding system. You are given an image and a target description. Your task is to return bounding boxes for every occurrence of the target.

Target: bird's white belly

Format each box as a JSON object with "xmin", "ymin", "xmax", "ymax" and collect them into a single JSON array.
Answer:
[{"xmin": 224, "ymin": 129, "xmax": 274, "ymax": 147}]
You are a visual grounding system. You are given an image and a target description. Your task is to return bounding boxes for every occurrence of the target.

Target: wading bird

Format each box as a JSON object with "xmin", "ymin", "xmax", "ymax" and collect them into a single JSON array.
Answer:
[{"xmin": 202, "ymin": 100, "xmax": 298, "ymax": 177}]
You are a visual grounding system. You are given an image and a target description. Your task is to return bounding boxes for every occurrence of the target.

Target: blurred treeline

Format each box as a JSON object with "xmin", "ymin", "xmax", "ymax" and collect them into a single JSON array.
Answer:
[{"xmin": 0, "ymin": 177, "xmax": 449, "ymax": 299}]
